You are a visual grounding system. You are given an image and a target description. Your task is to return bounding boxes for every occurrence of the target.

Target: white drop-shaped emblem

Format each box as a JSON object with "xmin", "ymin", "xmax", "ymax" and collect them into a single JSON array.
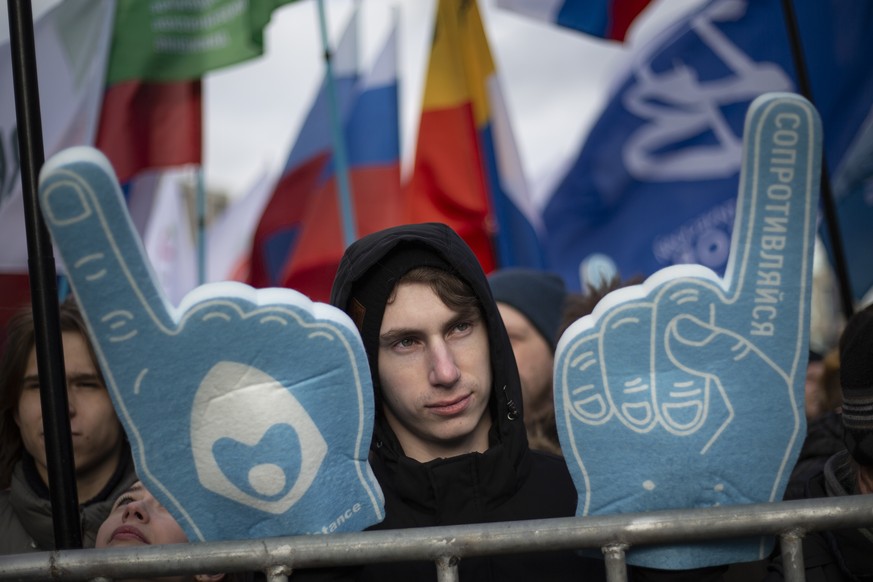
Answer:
[{"xmin": 191, "ymin": 361, "xmax": 327, "ymax": 514}]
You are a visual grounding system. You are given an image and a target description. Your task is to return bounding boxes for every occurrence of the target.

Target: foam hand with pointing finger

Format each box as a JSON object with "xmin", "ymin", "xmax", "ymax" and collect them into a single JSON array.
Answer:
[
  {"xmin": 555, "ymin": 93, "xmax": 821, "ymax": 569},
  {"xmin": 38, "ymin": 148, "xmax": 384, "ymax": 541}
]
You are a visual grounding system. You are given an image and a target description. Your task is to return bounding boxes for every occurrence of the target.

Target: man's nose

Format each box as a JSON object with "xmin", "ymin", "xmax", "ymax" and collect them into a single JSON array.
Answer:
[
  {"xmin": 429, "ymin": 341, "xmax": 461, "ymax": 387},
  {"xmin": 123, "ymin": 500, "xmax": 150, "ymax": 523}
]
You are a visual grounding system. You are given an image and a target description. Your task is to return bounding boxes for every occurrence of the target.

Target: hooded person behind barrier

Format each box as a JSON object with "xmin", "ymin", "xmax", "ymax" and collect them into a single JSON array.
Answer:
[
  {"xmin": 765, "ymin": 302, "xmax": 873, "ymax": 581},
  {"xmin": 328, "ymin": 223, "xmax": 605, "ymax": 582},
  {"xmin": 839, "ymin": 304, "xmax": 873, "ymax": 469}
]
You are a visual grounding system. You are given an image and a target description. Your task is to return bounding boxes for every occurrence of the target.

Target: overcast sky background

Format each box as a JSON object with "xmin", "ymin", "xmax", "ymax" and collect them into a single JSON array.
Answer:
[{"xmin": 203, "ymin": 0, "xmax": 703, "ymax": 203}]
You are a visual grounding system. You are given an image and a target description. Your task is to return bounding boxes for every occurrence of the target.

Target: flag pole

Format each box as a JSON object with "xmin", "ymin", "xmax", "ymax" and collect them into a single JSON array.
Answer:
[
  {"xmin": 6, "ymin": 0, "xmax": 82, "ymax": 549},
  {"xmin": 779, "ymin": 0, "xmax": 854, "ymax": 320},
  {"xmin": 316, "ymin": 0, "xmax": 357, "ymax": 247},
  {"xmin": 196, "ymin": 167, "xmax": 207, "ymax": 285}
]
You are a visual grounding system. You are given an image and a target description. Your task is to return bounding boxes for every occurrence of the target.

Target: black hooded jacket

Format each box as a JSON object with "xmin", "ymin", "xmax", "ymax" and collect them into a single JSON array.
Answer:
[
  {"xmin": 766, "ymin": 450, "xmax": 873, "ymax": 581},
  {"xmin": 330, "ymin": 223, "xmax": 605, "ymax": 581}
]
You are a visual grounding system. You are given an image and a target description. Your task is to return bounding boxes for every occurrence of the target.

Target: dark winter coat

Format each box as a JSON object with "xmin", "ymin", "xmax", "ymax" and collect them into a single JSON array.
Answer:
[
  {"xmin": 783, "ymin": 412, "xmax": 845, "ymax": 501},
  {"xmin": 0, "ymin": 450, "xmax": 137, "ymax": 555},
  {"xmin": 766, "ymin": 450, "xmax": 873, "ymax": 581},
  {"xmin": 329, "ymin": 223, "xmax": 606, "ymax": 581}
]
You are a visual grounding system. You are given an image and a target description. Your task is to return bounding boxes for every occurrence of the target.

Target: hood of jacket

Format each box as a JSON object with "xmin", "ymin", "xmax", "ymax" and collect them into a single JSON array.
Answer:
[
  {"xmin": 330, "ymin": 223, "xmax": 528, "ymax": 464},
  {"xmin": 820, "ymin": 451, "xmax": 873, "ymax": 577}
]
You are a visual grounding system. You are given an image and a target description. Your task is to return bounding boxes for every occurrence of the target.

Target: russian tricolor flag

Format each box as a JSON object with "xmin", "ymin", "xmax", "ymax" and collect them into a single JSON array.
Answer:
[
  {"xmin": 280, "ymin": 20, "xmax": 403, "ymax": 301},
  {"xmin": 247, "ymin": 10, "xmax": 360, "ymax": 289}
]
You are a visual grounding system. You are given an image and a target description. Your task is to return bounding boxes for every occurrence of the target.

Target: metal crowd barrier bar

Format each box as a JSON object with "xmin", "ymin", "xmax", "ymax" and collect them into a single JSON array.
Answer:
[{"xmin": 1, "ymin": 495, "xmax": 871, "ymax": 582}]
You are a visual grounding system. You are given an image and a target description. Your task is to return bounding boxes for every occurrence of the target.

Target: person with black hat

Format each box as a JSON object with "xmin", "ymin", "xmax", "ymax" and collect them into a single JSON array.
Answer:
[
  {"xmin": 488, "ymin": 268, "xmax": 566, "ymax": 455},
  {"xmin": 328, "ymin": 223, "xmax": 605, "ymax": 581},
  {"xmin": 765, "ymin": 302, "xmax": 873, "ymax": 581}
]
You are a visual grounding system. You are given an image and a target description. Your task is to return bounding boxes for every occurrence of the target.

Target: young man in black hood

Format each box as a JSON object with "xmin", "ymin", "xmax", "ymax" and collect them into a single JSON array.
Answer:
[
  {"xmin": 330, "ymin": 223, "xmax": 605, "ymax": 580},
  {"xmin": 765, "ymin": 302, "xmax": 873, "ymax": 581}
]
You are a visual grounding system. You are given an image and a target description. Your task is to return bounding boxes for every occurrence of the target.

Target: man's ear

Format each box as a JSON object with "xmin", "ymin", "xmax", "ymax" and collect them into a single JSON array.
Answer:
[{"xmin": 194, "ymin": 574, "xmax": 224, "ymax": 582}]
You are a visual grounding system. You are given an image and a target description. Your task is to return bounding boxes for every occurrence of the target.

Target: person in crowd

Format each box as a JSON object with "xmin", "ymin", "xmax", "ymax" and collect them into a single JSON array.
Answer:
[
  {"xmin": 0, "ymin": 299, "xmax": 137, "ymax": 554},
  {"xmin": 805, "ymin": 348, "xmax": 843, "ymax": 423},
  {"xmin": 766, "ymin": 302, "xmax": 873, "ymax": 581},
  {"xmin": 488, "ymin": 268, "xmax": 566, "ymax": 455},
  {"xmin": 96, "ymin": 480, "xmax": 240, "ymax": 582},
  {"xmin": 782, "ymin": 349, "xmax": 845, "ymax": 501},
  {"xmin": 328, "ymin": 222, "xmax": 605, "ymax": 580},
  {"xmin": 557, "ymin": 275, "xmax": 645, "ymax": 339}
]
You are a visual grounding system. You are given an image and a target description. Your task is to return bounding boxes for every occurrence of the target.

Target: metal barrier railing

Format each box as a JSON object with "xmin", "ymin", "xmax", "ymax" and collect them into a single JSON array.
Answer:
[{"xmin": 1, "ymin": 495, "xmax": 871, "ymax": 582}]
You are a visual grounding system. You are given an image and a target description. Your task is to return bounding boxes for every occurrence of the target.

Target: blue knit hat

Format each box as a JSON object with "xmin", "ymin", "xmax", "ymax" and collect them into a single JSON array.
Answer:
[
  {"xmin": 840, "ymin": 303, "xmax": 873, "ymax": 466},
  {"xmin": 488, "ymin": 268, "xmax": 566, "ymax": 350}
]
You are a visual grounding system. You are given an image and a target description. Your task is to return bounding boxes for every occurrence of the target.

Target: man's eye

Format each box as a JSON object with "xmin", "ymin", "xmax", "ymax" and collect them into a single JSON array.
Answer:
[
  {"xmin": 73, "ymin": 378, "xmax": 105, "ymax": 390},
  {"xmin": 114, "ymin": 495, "xmax": 134, "ymax": 509},
  {"xmin": 396, "ymin": 338, "xmax": 415, "ymax": 349},
  {"xmin": 454, "ymin": 322, "xmax": 472, "ymax": 333}
]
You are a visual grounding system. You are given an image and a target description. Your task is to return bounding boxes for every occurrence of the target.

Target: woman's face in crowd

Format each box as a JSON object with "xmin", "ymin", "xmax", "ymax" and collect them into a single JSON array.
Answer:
[{"xmin": 96, "ymin": 481, "xmax": 188, "ymax": 548}]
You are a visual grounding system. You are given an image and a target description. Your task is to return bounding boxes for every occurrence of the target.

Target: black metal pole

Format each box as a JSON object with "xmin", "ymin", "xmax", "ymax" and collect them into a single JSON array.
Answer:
[
  {"xmin": 779, "ymin": 0, "xmax": 855, "ymax": 321},
  {"xmin": 7, "ymin": 0, "xmax": 82, "ymax": 549}
]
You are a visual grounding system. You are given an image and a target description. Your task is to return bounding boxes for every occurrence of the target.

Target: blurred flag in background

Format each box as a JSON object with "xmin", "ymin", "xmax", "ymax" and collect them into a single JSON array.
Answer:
[
  {"xmin": 540, "ymin": 0, "xmax": 873, "ymax": 292},
  {"xmin": 405, "ymin": 0, "xmax": 545, "ymax": 272},
  {"xmin": 96, "ymin": 0, "xmax": 296, "ymax": 301},
  {"xmin": 279, "ymin": 20, "xmax": 403, "ymax": 301},
  {"xmin": 497, "ymin": 0, "xmax": 653, "ymax": 41},
  {"xmin": 96, "ymin": 0, "xmax": 296, "ymax": 182},
  {"xmin": 247, "ymin": 8, "xmax": 360, "ymax": 289},
  {"xmin": 0, "ymin": 0, "xmax": 113, "ymax": 327}
]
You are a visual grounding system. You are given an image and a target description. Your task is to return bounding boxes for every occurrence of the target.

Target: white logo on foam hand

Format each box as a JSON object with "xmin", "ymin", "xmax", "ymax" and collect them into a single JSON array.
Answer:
[{"xmin": 191, "ymin": 361, "xmax": 327, "ymax": 514}]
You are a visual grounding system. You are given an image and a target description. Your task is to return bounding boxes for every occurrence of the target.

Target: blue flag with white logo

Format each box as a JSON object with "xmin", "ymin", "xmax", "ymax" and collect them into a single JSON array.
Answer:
[{"xmin": 543, "ymin": 0, "xmax": 873, "ymax": 295}]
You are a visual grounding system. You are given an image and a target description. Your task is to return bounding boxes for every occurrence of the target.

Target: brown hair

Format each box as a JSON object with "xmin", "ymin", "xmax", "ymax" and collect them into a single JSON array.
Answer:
[
  {"xmin": 0, "ymin": 298, "xmax": 101, "ymax": 488},
  {"xmin": 558, "ymin": 275, "xmax": 645, "ymax": 338},
  {"xmin": 392, "ymin": 266, "xmax": 481, "ymax": 320},
  {"xmin": 527, "ymin": 414, "xmax": 562, "ymax": 456}
]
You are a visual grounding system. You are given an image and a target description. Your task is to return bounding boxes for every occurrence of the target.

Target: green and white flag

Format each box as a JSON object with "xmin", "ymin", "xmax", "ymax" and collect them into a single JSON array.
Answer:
[{"xmin": 107, "ymin": 0, "xmax": 296, "ymax": 83}]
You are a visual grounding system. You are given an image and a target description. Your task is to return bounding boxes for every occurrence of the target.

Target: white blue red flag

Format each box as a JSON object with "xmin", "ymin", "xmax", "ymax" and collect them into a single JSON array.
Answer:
[
  {"xmin": 278, "ymin": 20, "xmax": 403, "ymax": 301},
  {"xmin": 248, "ymin": 10, "xmax": 360, "ymax": 289}
]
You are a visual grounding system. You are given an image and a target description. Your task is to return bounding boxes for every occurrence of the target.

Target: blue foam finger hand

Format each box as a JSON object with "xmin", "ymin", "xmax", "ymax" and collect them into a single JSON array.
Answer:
[
  {"xmin": 37, "ymin": 147, "xmax": 384, "ymax": 541},
  {"xmin": 555, "ymin": 93, "xmax": 821, "ymax": 569}
]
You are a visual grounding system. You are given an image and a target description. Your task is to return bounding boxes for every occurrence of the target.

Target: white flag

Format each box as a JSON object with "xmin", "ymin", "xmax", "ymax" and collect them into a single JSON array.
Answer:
[
  {"xmin": 0, "ymin": 0, "xmax": 114, "ymax": 271},
  {"xmin": 143, "ymin": 169, "xmax": 198, "ymax": 306},
  {"xmin": 207, "ymin": 169, "xmax": 275, "ymax": 283}
]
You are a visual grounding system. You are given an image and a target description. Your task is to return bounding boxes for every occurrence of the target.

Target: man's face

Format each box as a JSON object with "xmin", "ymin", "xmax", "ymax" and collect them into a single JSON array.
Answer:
[
  {"xmin": 378, "ymin": 282, "xmax": 492, "ymax": 462},
  {"xmin": 96, "ymin": 481, "xmax": 188, "ymax": 548},
  {"xmin": 16, "ymin": 331, "xmax": 123, "ymax": 485},
  {"xmin": 498, "ymin": 303, "xmax": 554, "ymax": 424}
]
